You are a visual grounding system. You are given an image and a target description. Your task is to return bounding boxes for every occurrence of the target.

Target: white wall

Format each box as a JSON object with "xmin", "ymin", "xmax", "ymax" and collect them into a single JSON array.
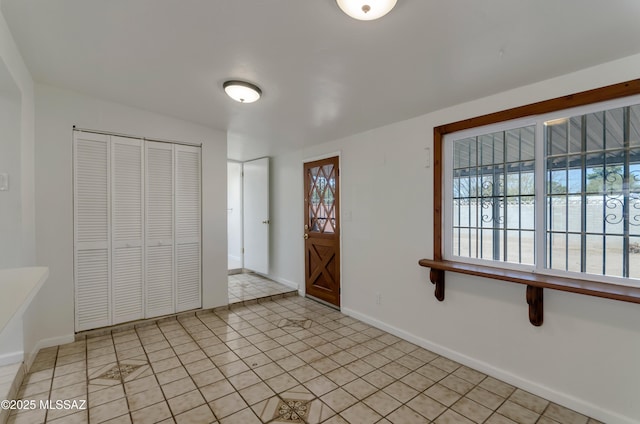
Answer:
[
  {"xmin": 0, "ymin": 87, "xmax": 22, "ymax": 268},
  {"xmin": 32, "ymin": 84, "xmax": 228, "ymax": 353},
  {"xmin": 0, "ymin": 8, "xmax": 35, "ymax": 268},
  {"xmin": 269, "ymin": 53, "xmax": 640, "ymax": 424},
  {"xmin": 227, "ymin": 162, "xmax": 243, "ymax": 269},
  {"xmin": 0, "ymin": 6, "xmax": 41, "ymax": 367}
]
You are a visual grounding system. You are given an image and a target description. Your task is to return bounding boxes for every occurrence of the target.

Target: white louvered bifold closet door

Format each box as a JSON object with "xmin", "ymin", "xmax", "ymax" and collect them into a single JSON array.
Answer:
[
  {"xmin": 74, "ymin": 132, "xmax": 111, "ymax": 331},
  {"xmin": 75, "ymin": 133, "xmax": 202, "ymax": 331},
  {"xmin": 111, "ymin": 136, "xmax": 144, "ymax": 324},
  {"xmin": 145, "ymin": 141, "xmax": 176, "ymax": 317},
  {"xmin": 175, "ymin": 145, "xmax": 202, "ymax": 312}
]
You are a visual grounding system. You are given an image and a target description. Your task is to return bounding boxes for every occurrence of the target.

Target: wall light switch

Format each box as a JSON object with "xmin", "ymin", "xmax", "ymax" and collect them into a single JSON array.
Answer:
[{"xmin": 0, "ymin": 173, "xmax": 8, "ymax": 191}]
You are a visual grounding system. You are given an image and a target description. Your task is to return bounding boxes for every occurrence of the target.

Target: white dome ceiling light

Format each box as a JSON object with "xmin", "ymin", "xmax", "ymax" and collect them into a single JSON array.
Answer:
[
  {"xmin": 223, "ymin": 80, "xmax": 262, "ymax": 103},
  {"xmin": 336, "ymin": 0, "xmax": 397, "ymax": 20}
]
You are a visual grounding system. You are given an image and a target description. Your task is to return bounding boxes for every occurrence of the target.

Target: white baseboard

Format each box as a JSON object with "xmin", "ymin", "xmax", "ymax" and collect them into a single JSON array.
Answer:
[
  {"xmin": 266, "ymin": 275, "xmax": 300, "ymax": 293},
  {"xmin": 25, "ymin": 334, "xmax": 74, "ymax": 371},
  {"xmin": 0, "ymin": 351, "xmax": 23, "ymax": 367},
  {"xmin": 342, "ymin": 307, "xmax": 634, "ymax": 424}
]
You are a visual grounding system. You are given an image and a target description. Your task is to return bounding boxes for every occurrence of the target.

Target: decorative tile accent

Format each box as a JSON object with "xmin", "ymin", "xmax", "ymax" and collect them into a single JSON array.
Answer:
[
  {"xmin": 276, "ymin": 398, "xmax": 309, "ymax": 422},
  {"xmin": 88, "ymin": 364, "xmax": 119, "ymax": 386},
  {"xmin": 277, "ymin": 318, "xmax": 312, "ymax": 330},
  {"xmin": 107, "ymin": 364, "xmax": 138, "ymax": 380},
  {"xmin": 89, "ymin": 361, "xmax": 149, "ymax": 385},
  {"xmin": 255, "ymin": 390, "xmax": 320, "ymax": 424}
]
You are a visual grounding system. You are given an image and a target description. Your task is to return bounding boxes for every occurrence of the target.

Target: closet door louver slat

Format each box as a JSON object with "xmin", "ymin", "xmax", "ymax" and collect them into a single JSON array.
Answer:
[
  {"xmin": 145, "ymin": 141, "xmax": 176, "ymax": 317},
  {"xmin": 175, "ymin": 145, "xmax": 201, "ymax": 312},
  {"xmin": 111, "ymin": 137, "xmax": 144, "ymax": 324},
  {"xmin": 74, "ymin": 132, "xmax": 111, "ymax": 331}
]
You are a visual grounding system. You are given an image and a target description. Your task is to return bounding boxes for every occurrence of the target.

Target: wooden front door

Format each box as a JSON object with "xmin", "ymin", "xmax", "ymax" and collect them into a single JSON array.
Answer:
[{"xmin": 304, "ymin": 157, "xmax": 340, "ymax": 308}]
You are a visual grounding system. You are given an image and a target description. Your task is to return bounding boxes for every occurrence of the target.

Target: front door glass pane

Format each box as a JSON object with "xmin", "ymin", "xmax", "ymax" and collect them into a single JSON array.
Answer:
[{"xmin": 308, "ymin": 164, "xmax": 336, "ymax": 233}]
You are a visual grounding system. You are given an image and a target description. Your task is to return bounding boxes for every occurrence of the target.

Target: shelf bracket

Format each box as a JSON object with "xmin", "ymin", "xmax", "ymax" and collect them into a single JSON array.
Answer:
[
  {"xmin": 429, "ymin": 269, "xmax": 445, "ymax": 301},
  {"xmin": 526, "ymin": 285, "xmax": 544, "ymax": 326}
]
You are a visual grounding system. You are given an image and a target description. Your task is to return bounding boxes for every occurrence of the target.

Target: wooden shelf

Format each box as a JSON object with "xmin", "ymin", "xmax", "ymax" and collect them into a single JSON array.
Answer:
[{"xmin": 418, "ymin": 259, "xmax": 640, "ymax": 326}]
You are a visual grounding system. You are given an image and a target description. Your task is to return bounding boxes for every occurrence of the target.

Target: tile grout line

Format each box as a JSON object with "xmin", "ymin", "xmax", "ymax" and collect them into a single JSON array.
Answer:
[
  {"xmin": 45, "ymin": 346, "xmax": 61, "ymax": 423},
  {"xmin": 198, "ymin": 299, "xmax": 320, "ymax": 423},
  {"xmin": 171, "ymin": 315, "xmax": 225, "ymax": 422},
  {"xmin": 288, "ymin": 300, "xmax": 497, "ymax": 424},
  {"xmin": 288, "ymin": 303, "xmax": 491, "ymax": 423},
  {"xmin": 194, "ymin": 307, "xmax": 289, "ymax": 423},
  {"xmin": 197, "ymin": 305, "xmax": 267, "ymax": 419},
  {"xmin": 112, "ymin": 330, "xmax": 136, "ymax": 424},
  {"xmin": 133, "ymin": 321, "xmax": 182, "ymax": 423},
  {"xmin": 84, "ymin": 339, "xmax": 90, "ymax": 424}
]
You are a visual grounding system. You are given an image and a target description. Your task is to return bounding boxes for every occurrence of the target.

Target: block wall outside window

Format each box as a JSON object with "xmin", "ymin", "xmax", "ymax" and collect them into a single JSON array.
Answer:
[{"xmin": 452, "ymin": 126, "xmax": 535, "ymax": 265}]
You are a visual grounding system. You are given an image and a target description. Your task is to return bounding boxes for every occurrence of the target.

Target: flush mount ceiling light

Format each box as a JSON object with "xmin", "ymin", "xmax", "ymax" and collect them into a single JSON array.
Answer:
[
  {"xmin": 336, "ymin": 0, "xmax": 397, "ymax": 20},
  {"xmin": 223, "ymin": 80, "xmax": 262, "ymax": 103}
]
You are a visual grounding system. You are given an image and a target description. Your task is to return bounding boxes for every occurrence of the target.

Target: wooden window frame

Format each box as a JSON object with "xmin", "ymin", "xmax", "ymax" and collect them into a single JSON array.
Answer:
[{"xmin": 419, "ymin": 79, "xmax": 640, "ymax": 326}]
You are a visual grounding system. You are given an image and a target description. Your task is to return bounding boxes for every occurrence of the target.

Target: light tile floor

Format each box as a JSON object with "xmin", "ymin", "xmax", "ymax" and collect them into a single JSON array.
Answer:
[
  {"xmin": 1, "ymin": 363, "xmax": 22, "ymax": 424},
  {"xmin": 0, "ymin": 363, "xmax": 21, "ymax": 401},
  {"xmin": 8, "ymin": 296, "xmax": 602, "ymax": 424},
  {"xmin": 228, "ymin": 273, "xmax": 297, "ymax": 304}
]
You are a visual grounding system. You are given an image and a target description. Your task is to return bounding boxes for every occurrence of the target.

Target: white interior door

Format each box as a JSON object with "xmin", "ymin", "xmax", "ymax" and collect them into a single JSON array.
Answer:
[
  {"xmin": 243, "ymin": 157, "xmax": 269, "ymax": 274},
  {"xmin": 227, "ymin": 162, "xmax": 243, "ymax": 270}
]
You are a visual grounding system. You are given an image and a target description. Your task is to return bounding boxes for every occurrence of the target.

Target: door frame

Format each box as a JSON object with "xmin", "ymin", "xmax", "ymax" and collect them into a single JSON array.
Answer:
[
  {"xmin": 227, "ymin": 160, "xmax": 244, "ymax": 272},
  {"xmin": 243, "ymin": 157, "xmax": 270, "ymax": 275},
  {"xmin": 302, "ymin": 151, "xmax": 342, "ymax": 309}
]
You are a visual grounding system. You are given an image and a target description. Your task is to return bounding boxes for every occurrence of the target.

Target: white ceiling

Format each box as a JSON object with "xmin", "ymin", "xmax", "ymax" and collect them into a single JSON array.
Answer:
[{"xmin": 3, "ymin": 0, "xmax": 640, "ymax": 161}]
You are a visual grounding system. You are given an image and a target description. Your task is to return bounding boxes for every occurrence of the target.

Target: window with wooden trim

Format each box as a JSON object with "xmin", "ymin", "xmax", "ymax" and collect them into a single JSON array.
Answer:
[
  {"xmin": 443, "ymin": 96, "xmax": 640, "ymax": 286},
  {"xmin": 420, "ymin": 80, "xmax": 640, "ymax": 324}
]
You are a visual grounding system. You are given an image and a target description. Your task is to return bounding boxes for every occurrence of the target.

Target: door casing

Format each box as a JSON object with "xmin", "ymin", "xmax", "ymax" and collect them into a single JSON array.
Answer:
[{"xmin": 243, "ymin": 157, "xmax": 270, "ymax": 275}]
